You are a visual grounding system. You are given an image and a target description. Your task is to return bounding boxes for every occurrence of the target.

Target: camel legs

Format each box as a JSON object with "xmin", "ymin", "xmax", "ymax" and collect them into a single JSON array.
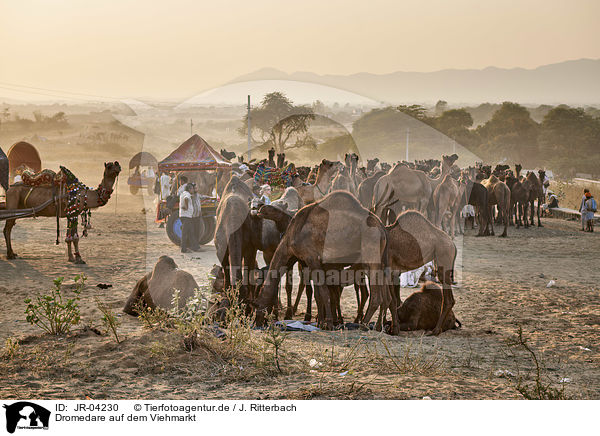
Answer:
[
  {"xmin": 3, "ymin": 219, "xmax": 17, "ymax": 259},
  {"xmin": 429, "ymin": 265, "xmax": 455, "ymax": 336},
  {"xmin": 284, "ymin": 270, "xmax": 294, "ymax": 319},
  {"xmin": 292, "ymin": 264, "xmax": 313, "ymax": 322}
]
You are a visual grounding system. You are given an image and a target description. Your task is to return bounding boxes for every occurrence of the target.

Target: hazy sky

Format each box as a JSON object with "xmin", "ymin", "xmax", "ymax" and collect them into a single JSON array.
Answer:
[{"xmin": 1, "ymin": 0, "xmax": 598, "ymax": 101}]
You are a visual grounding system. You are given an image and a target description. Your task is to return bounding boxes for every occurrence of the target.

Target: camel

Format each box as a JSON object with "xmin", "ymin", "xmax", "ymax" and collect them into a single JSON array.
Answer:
[
  {"xmin": 3, "ymin": 162, "xmax": 121, "ymax": 263},
  {"xmin": 525, "ymin": 171, "xmax": 544, "ymax": 227},
  {"xmin": 267, "ymin": 147, "xmax": 276, "ymax": 168},
  {"xmin": 432, "ymin": 173, "xmax": 466, "ymax": 238},
  {"xmin": 385, "ymin": 211, "xmax": 457, "ymax": 335},
  {"xmin": 481, "ymin": 174, "xmax": 511, "ymax": 237},
  {"xmin": 271, "ymin": 186, "xmax": 304, "ymax": 212},
  {"xmin": 123, "ymin": 256, "xmax": 199, "ymax": 315},
  {"xmin": 357, "ymin": 170, "xmax": 385, "ymax": 209},
  {"xmin": 252, "ymin": 191, "xmax": 398, "ymax": 332},
  {"xmin": 366, "ymin": 158, "xmax": 379, "ymax": 174},
  {"xmin": 506, "ymin": 166, "xmax": 529, "ymax": 228},
  {"xmin": 398, "ymin": 282, "xmax": 461, "ymax": 332},
  {"xmin": 220, "ymin": 149, "xmax": 236, "ymax": 161},
  {"xmin": 467, "ymin": 179, "xmax": 489, "ymax": 236},
  {"xmin": 216, "ymin": 175, "xmax": 288, "ymax": 304},
  {"xmin": 372, "ymin": 154, "xmax": 457, "ymax": 224},
  {"xmin": 330, "ymin": 165, "xmax": 355, "ymax": 195},
  {"xmin": 256, "ymin": 204, "xmax": 314, "ymax": 321},
  {"xmin": 292, "ymin": 159, "xmax": 337, "ymax": 205},
  {"xmin": 276, "ymin": 153, "xmax": 286, "ymax": 169},
  {"xmin": 214, "ymin": 175, "xmax": 255, "ymax": 301}
]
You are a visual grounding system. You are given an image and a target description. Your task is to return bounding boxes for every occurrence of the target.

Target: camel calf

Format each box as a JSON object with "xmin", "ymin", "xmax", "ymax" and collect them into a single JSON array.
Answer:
[{"xmin": 398, "ymin": 282, "xmax": 461, "ymax": 332}]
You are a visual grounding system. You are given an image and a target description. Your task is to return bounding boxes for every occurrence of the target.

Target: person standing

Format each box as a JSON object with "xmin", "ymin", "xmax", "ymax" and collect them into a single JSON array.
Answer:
[
  {"xmin": 190, "ymin": 183, "xmax": 204, "ymax": 251},
  {"xmin": 580, "ymin": 189, "xmax": 590, "ymax": 231},
  {"xmin": 179, "ymin": 183, "xmax": 194, "ymax": 253},
  {"xmin": 584, "ymin": 192, "xmax": 596, "ymax": 232},
  {"xmin": 159, "ymin": 171, "xmax": 171, "ymax": 201}
]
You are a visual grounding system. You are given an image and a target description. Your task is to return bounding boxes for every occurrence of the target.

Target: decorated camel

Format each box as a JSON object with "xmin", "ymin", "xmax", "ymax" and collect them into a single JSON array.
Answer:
[
  {"xmin": 3, "ymin": 162, "xmax": 121, "ymax": 263},
  {"xmin": 372, "ymin": 154, "xmax": 458, "ymax": 224}
]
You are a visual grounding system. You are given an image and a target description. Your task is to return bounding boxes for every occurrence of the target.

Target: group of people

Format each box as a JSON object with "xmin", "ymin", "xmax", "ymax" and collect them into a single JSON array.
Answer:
[{"xmin": 581, "ymin": 189, "xmax": 597, "ymax": 232}]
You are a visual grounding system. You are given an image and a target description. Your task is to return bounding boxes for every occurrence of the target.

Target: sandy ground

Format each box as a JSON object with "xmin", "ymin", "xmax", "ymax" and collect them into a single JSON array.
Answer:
[{"xmin": 1, "ymin": 190, "xmax": 599, "ymax": 400}]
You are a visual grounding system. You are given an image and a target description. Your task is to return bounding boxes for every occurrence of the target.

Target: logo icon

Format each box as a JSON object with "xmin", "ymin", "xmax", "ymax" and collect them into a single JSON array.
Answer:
[{"xmin": 3, "ymin": 402, "xmax": 50, "ymax": 433}]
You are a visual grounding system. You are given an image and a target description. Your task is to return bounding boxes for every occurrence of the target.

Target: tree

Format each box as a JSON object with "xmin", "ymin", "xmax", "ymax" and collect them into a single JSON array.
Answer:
[
  {"xmin": 396, "ymin": 104, "xmax": 429, "ymax": 121},
  {"xmin": 435, "ymin": 109, "xmax": 473, "ymax": 134},
  {"xmin": 476, "ymin": 102, "xmax": 539, "ymax": 164},
  {"xmin": 435, "ymin": 100, "xmax": 448, "ymax": 115},
  {"xmin": 539, "ymin": 106, "xmax": 600, "ymax": 175},
  {"xmin": 239, "ymin": 92, "xmax": 315, "ymax": 153}
]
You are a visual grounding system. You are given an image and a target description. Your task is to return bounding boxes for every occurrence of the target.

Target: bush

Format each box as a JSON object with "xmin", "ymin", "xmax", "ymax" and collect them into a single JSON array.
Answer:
[{"xmin": 24, "ymin": 275, "xmax": 86, "ymax": 335}]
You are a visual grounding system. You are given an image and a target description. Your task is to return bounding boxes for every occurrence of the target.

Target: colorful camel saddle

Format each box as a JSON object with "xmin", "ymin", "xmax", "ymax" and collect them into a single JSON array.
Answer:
[
  {"xmin": 21, "ymin": 169, "xmax": 67, "ymax": 187},
  {"xmin": 254, "ymin": 162, "xmax": 296, "ymax": 187}
]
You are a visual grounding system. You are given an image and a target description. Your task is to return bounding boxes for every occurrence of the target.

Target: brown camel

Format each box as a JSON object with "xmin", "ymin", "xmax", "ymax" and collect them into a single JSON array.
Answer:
[
  {"xmin": 524, "ymin": 171, "xmax": 544, "ymax": 227},
  {"xmin": 385, "ymin": 210, "xmax": 457, "ymax": 335},
  {"xmin": 432, "ymin": 173, "xmax": 463, "ymax": 237},
  {"xmin": 123, "ymin": 255, "xmax": 199, "ymax": 315},
  {"xmin": 292, "ymin": 159, "xmax": 337, "ymax": 204},
  {"xmin": 372, "ymin": 154, "xmax": 457, "ymax": 223},
  {"xmin": 506, "ymin": 166, "xmax": 529, "ymax": 228},
  {"xmin": 256, "ymin": 204, "xmax": 314, "ymax": 321},
  {"xmin": 481, "ymin": 174, "xmax": 511, "ymax": 237},
  {"xmin": 214, "ymin": 175, "xmax": 255, "ymax": 301},
  {"xmin": 252, "ymin": 191, "xmax": 398, "ymax": 332},
  {"xmin": 3, "ymin": 162, "xmax": 121, "ymax": 263},
  {"xmin": 330, "ymin": 165, "xmax": 356, "ymax": 195},
  {"xmin": 398, "ymin": 282, "xmax": 461, "ymax": 332},
  {"xmin": 357, "ymin": 170, "xmax": 386, "ymax": 209}
]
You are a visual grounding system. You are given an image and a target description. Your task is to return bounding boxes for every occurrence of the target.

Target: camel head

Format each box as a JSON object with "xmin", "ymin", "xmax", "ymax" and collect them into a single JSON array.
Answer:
[{"xmin": 103, "ymin": 161, "xmax": 122, "ymax": 179}]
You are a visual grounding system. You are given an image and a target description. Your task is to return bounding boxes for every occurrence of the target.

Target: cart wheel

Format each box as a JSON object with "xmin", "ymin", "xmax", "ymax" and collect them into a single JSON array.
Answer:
[
  {"xmin": 198, "ymin": 217, "xmax": 216, "ymax": 245},
  {"xmin": 166, "ymin": 210, "xmax": 182, "ymax": 246},
  {"xmin": 129, "ymin": 185, "xmax": 139, "ymax": 195}
]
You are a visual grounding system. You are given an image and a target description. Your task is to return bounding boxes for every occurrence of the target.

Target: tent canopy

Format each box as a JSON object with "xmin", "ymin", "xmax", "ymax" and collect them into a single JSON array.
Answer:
[
  {"xmin": 129, "ymin": 151, "xmax": 158, "ymax": 169},
  {"xmin": 8, "ymin": 141, "xmax": 41, "ymax": 178},
  {"xmin": 158, "ymin": 134, "xmax": 231, "ymax": 171}
]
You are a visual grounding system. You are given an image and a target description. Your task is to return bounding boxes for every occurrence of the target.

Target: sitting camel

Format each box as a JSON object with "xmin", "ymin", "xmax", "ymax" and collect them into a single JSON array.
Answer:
[
  {"xmin": 398, "ymin": 282, "xmax": 461, "ymax": 332},
  {"xmin": 124, "ymin": 256, "xmax": 199, "ymax": 315},
  {"xmin": 385, "ymin": 211, "xmax": 457, "ymax": 335},
  {"xmin": 3, "ymin": 162, "xmax": 121, "ymax": 263},
  {"xmin": 252, "ymin": 191, "xmax": 398, "ymax": 332}
]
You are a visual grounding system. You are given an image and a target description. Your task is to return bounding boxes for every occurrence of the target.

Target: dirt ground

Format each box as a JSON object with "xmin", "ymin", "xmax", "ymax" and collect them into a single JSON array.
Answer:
[{"xmin": 1, "ymin": 189, "xmax": 599, "ymax": 400}]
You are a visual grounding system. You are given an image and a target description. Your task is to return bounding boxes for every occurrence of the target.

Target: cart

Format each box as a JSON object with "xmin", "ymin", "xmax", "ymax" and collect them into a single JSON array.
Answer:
[{"xmin": 157, "ymin": 134, "xmax": 231, "ymax": 247}]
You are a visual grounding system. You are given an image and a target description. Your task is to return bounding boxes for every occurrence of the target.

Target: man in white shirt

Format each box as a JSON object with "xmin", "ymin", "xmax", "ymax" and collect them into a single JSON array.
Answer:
[{"xmin": 179, "ymin": 183, "xmax": 194, "ymax": 253}]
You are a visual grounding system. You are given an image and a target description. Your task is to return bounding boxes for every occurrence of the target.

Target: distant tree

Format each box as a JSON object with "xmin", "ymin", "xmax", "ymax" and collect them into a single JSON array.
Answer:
[
  {"xmin": 435, "ymin": 100, "xmax": 448, "ymax": 115},
  {"xmin": 539, "ymin": 106, "xmax": 600, "ymax": 173},
  {"xmin": 396, "ymin": 104, "xmax": 429, "ymax": 121},
  {"xmin": 476, "ymin": 102, "xmax": 539, "ymax": 164},
  {"xmin": 239, "ymin": 92, "xmax": 315, "ymax": 153},
  {"xmin": 312, "ymin": 100, "xmax": 326, "ymax": 114},
  {"xmin": 435, "ymin": 109, "xmax": 473, "ymax": 134}
]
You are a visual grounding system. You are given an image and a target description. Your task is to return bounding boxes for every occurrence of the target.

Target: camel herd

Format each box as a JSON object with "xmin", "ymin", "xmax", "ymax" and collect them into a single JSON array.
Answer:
[
  {"xmin": 208, "ymin": 150, "xmax": 550, "ymax": 335},
  {"xmin": 1, "ymin": 147, "xmax": 550, "ymax": 336}
]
